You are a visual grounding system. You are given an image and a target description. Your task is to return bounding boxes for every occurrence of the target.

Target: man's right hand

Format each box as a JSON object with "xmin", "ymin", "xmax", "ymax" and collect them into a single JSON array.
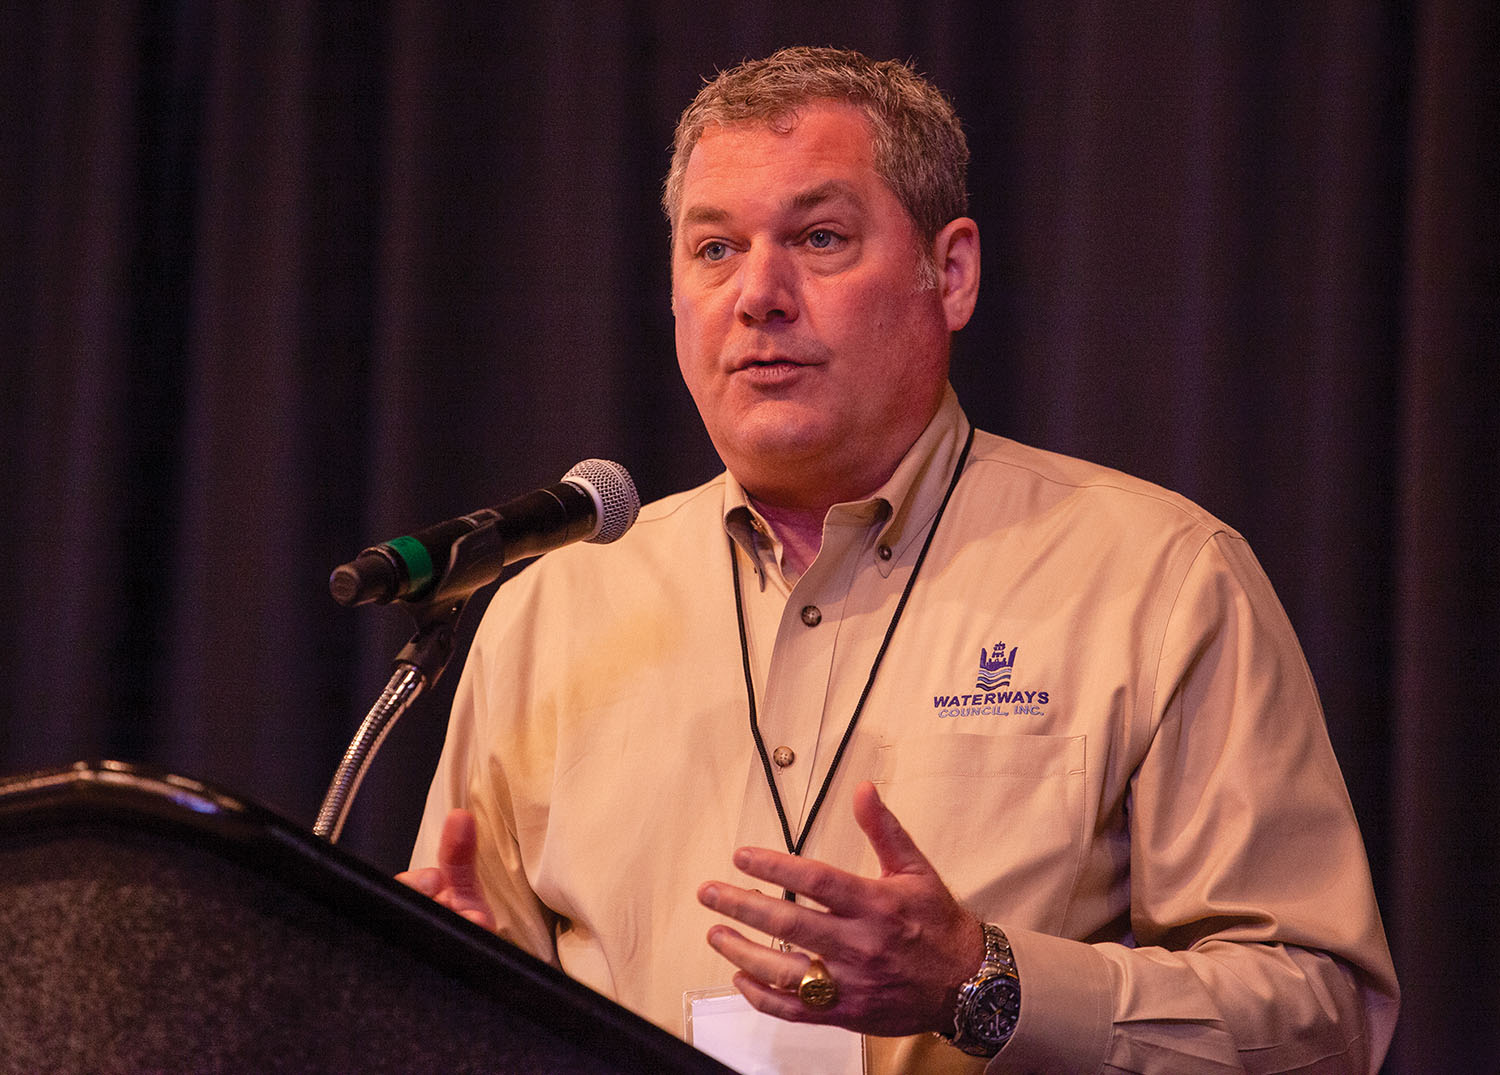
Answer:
[{"xmin": 395, "ymin": 808, "xmax": 497, "ymax": 931}]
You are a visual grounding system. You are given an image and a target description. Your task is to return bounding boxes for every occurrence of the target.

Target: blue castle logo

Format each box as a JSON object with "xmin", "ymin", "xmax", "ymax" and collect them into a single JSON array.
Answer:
[{"xmin": 976, "ymin": 642, "xmax": 1018, "ymax": 691}]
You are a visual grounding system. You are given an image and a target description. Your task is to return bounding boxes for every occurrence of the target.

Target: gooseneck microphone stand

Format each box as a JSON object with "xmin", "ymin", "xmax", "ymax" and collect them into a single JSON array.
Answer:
[{"xmin": 313, "ymin": 593, "xmax": 466, "ymax": 843}]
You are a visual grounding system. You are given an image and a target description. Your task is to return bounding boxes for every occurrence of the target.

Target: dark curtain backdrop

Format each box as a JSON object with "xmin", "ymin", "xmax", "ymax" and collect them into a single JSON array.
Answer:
[{"xmin": 3, "ymin": 3, "xmax": 1495, "ymax": 1070}]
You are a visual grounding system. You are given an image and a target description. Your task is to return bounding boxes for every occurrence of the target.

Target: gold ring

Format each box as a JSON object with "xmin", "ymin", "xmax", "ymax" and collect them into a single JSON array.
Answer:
[{"xmin": 797, "ymin": 956, "xmax": 838, "ymax": 1009}]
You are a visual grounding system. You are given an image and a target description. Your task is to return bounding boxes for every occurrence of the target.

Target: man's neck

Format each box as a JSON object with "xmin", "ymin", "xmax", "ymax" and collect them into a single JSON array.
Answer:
[{"xmin": 748, "ymin": 498, "xmax": 825, "ymax": 582}]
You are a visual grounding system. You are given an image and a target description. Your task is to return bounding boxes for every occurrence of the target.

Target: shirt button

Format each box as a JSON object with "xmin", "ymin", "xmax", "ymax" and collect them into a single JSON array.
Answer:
[
  {"xmin": 772, "ymin": 746, "xmax": 795, "ymax": 768},
  {"xmin": 877, "ymin": 544, "xmax": 893, "ymax": 561},
  {"xmin": 800, "ymin": 605, "xmax": 822, "ymax": 627}
]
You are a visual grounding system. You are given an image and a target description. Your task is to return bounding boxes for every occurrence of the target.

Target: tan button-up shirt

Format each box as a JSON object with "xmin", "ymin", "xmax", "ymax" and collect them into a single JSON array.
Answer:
[{"xmin": 413, "ymin": 387, "xmax": 1398, "ymax": 1073}]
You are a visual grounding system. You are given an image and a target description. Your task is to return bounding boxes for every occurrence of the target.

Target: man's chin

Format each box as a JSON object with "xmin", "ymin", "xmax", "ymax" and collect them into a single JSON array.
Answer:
[
  {"xmin": 717, "ymin": 431, "xmax": 863, "ymax": 508},
  {"xmin": 721, "ymin": 424, "xmax": 834, "ymax": 473}
]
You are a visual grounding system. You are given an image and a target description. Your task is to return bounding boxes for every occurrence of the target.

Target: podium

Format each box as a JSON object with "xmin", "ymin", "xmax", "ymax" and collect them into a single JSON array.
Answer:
[{"xmin": 0, "ymin": 761, "xmax": 733, "ymax": 1074}]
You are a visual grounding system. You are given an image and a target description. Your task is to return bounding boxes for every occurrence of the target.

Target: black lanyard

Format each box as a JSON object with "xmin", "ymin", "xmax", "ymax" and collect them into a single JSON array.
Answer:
[{"xmin": 730, "ymin": 427, "xmax": 975, "ymax": 901}]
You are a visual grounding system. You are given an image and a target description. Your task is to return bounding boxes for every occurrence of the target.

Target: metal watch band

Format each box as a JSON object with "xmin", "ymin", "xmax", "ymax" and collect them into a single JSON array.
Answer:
[
  {"xmin": 978, "ymin": 920, "xmax": 1009, "ymax": 968},
  {"xmin": 942, "ymin": 922, "xmax": 1021, "ymax": 1058}
]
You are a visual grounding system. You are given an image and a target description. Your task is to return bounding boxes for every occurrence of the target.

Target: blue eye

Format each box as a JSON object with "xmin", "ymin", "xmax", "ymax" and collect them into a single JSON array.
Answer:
[
  {"xmin": 699, "ymin": 241, "xmax": 730, "ymax": 262},
  {"xmin": 807, "ymin": 229, "xmax": 836, "ymax": 249}
]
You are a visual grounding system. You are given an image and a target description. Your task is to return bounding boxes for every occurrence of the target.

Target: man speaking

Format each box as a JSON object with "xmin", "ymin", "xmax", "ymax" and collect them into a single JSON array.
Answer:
[{"xmin": 401, "ymin": 47, "xmax": 1397, "ymax": 1073}]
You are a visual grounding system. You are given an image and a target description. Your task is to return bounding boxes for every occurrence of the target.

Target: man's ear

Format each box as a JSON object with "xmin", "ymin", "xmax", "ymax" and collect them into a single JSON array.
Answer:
[{"xmin": 932, "ymin": 217, "xmax": 980, "ymax": 332}]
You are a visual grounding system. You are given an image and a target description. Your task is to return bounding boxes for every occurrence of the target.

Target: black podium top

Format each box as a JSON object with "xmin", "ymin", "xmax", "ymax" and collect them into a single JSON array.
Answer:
[{"xmin": 0, "ymin": 760, "xmax": 735, "ymax": 1075}]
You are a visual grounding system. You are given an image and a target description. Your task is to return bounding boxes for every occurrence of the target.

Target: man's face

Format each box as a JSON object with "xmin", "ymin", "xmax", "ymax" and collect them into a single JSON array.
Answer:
[{"xmin": 670, "ymin": 103, "xmax": 960, "ymax": 510}]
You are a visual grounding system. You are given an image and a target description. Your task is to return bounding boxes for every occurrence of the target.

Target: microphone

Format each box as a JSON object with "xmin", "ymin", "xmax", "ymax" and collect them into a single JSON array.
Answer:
[{"xmin": 330, "ymin": 459, "xmax": 639, "ymax": 607}]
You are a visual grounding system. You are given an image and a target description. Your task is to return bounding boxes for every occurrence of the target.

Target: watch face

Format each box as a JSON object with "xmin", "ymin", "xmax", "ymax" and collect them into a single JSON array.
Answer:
[{"xmin": 970, "ymin": 974, "xmax": 1021, "ymax": 1045}]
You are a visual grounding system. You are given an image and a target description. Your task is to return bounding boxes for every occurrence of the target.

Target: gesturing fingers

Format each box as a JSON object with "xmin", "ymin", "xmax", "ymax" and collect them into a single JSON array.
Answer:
[
  {"xmin": 698, "ymin": 880, "xmax": 822, "ymax": 948},
  {"xmin": 698, "ymin": 786, "xmax": 987, "ymax": 1037},
  {"xmin": 723, "ymin": 784, "xmax": 945, "ymax": 914},
  {"xmin": 702, "ymin": 919, "xmax": 847, "ymax": 1024},
  {"xmin": 395, "ymin": 865, "xmax": 442, "ymax": 897},
  {"xmin": 705, "ymin": 923, "xmax": 808, "ymax": 993},
  {"xmin": 724, "ymin": 845, "xmax": 873, "ymax": 920},
  {"xmin": 398, "ymin": 809, "xmax": 498, "ymax": 932},
  {"xmin": 852, "ymin": 781, "xmax": 935, "ymax": 879},
  {"xmin": 437, "ymin": 808, "xmax": 481, "ymax": 883}
]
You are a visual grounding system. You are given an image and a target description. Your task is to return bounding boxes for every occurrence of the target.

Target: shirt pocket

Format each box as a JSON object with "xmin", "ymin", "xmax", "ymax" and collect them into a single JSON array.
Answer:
[{"xmin": 874, "ymin": 732, "xmax": 1087, "ymax": 935}]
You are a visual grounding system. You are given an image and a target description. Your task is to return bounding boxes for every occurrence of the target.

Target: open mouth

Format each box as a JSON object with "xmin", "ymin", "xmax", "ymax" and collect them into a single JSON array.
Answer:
[
  {"xmin": 735, "ymin": 353, "xmax": 810, "ymax": 372},
  {"xmin": 736, "ymin": 358, "xmax": 808, "ymax": 382}
]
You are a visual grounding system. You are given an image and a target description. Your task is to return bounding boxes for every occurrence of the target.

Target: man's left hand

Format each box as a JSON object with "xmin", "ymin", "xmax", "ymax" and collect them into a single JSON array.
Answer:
[{"xmin": 697, "ymin": 780, "xmax": 984, "ymax": 1037}]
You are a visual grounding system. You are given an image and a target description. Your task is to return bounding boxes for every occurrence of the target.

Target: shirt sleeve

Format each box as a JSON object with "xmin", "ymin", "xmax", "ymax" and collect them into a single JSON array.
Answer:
[{"xmin": 988, "ymin": 532, "xmax": 1399, "ymax": 1074}]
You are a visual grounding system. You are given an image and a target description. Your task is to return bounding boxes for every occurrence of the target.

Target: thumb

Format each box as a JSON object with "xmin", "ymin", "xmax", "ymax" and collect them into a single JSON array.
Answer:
[
  {"xmin": 438, "ymin": 808, "xmax": 482, "ymax": 893},
  {"xmin": 436, "ymin": 808, "xmax": 497, "ymax": 931},
  {"xmin": 852, "ymin": 781, "xmax": 934, "ymax": 879}
]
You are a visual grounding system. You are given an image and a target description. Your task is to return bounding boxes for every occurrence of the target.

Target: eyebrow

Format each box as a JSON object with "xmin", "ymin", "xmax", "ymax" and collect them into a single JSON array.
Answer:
[
  {"xmin": 787, "ymin": 180, "xmax": 866, "ymax": 216},
  {"xmin": 678, "ymin": 180, "xmax": 869, "ymax": 231},
  {"xmin": 679, "ymin": 205, "xmax": 731, "ymax": 229}
]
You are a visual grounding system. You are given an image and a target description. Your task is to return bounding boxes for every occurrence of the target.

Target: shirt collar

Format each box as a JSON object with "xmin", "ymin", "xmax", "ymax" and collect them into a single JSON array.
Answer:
[{"xmin": 722, "ymin": 384, "xmax": 971, "ymax": 581}]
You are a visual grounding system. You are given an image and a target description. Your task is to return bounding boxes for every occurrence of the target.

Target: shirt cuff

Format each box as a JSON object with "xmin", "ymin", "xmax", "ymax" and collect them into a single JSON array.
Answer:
[{"xmin": 988, "ymin": 926, "xmax": 1113, "ymax": 1073}]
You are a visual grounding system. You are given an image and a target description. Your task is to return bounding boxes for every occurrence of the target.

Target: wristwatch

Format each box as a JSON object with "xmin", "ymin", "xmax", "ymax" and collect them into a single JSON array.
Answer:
[{"xmin": 944, "ymin": 922, "xmax": 1021, "ymax": 1057}]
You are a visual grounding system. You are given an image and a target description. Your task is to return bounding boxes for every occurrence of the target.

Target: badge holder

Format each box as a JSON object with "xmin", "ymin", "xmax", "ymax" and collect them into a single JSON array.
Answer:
[{"xmin": 685, "ymin": 986, "xmax": 865, "ymax": 1075}]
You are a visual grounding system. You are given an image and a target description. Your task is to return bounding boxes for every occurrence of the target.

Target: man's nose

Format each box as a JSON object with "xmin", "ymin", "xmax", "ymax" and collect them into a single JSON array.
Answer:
[{"xmin": 733, "ymin": 244, "xmax": 798, "ymax": 325}]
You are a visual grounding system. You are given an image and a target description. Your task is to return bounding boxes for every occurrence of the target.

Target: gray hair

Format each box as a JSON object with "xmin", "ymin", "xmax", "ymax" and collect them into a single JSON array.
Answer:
[{"xmin": 662, "ymin": 46, "xmax": 970, "ymax": 250}]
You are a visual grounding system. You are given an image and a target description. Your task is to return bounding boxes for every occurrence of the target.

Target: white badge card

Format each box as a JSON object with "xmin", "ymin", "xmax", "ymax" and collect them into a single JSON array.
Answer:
[{"xmin": 685, "ymin": 986, "xmax": 865, "ymax": 1075}]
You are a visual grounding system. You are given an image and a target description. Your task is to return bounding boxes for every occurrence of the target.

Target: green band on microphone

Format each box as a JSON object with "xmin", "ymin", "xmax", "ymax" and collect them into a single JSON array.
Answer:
[{"xmin": 388, "ymin": 534, "xmax": 434, "ymax": 592}]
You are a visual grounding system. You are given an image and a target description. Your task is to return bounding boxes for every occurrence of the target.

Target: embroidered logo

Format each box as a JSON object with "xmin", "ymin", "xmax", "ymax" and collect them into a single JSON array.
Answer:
[
  {"xmin": 932, "ymin": 636, "xmax": 1050, "ymax": 719},
  {"xmin": 976, "ymin": 641, "xmax": 1017, "ymax": 691}
]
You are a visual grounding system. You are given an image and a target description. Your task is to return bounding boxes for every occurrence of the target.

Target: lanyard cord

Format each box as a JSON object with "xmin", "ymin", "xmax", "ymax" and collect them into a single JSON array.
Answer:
[{"xmin": 731, "ymin": 427, "xmax": 975, "ymax": 900}]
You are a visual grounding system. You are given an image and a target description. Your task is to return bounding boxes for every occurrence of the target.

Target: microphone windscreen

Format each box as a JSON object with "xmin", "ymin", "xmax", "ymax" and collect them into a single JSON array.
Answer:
[{"xmin": 563, "ymin": 459, "xmax": 640, "ymax": 543}]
